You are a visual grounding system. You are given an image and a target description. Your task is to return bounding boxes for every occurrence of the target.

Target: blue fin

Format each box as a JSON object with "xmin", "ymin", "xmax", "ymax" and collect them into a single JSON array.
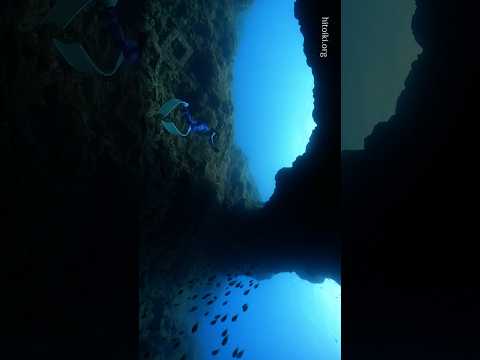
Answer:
[
  {"xmin": 161, "ymin": 121, "xmax": 190, "ymax": 137},
  {"xmin": 158, "ymin": 99, "xmax": 189, "ymax": 118},
  {"xmin": 42, "ymin": 0, "xmax": 95, "ymax": 29},
  {"xmin": 53, "ymin": 39, "xmax": 124, "ymax": 76}
]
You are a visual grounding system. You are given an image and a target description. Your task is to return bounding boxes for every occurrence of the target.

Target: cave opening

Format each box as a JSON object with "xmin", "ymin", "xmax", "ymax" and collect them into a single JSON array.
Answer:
[
  {"xmin": 232, "ymin": 0, "xmax": 316, "ymax": 202},
  {"xmin": 175, "ymin": 272, "xmax": 340, "ymax": 360}
]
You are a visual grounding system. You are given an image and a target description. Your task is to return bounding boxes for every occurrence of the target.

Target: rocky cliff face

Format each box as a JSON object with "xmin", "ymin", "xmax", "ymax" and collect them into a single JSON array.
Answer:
[{"xmin": 2, "ymin": 0, "xmax": 257, "ymax": 358}]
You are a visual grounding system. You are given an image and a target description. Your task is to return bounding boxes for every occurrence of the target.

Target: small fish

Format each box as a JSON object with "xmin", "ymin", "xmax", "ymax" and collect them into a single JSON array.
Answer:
[
  {"xmin": 237, "ymin": 350, "xmax": 244, "ymax": 358},
  {"xmin": 243, "ymin": 290, "xmax": 250, "ymax": 296},
  {"xmin": 207, "ymin": 300, "xmax": 214, "ymax": 305},
  {"xmin": 232, "ymin": 314, "xmax": 238, "ymax": 322},
  {"xmin": 215, "ymin": 314, "xmax": 221, "ymax": 319},
  {"xmin": 214, "ymin": 296, "xmax": 218, "ymax": 300},
  {"xmin": 221, "ymin": 315, "xmax": 227, "ymax": 322},
  {"xmin": 225, "ymin": 286, "xmax": 230, "ymax": 290},
  {"xmin": 222, "ymin": 301, "xmax": 228, "ymax": 306},
  {"xmin": 192, "ymin": 294, "xmax": 198, "ymax": 300},
  {"xmin": 211, "ymin": 320, "xmax": 217, "ymax": 325},
  {"xmin": 204, "ymin": 311, "xmax": 210, "ymax": 316},
  {"xmin": 221, "ymin": 336, "xmax": 229, "ymax": 346},
  {"xmin": 178, "ymin": 289, "xmax": 184, "ymax": 295},
  {"xmin": 240, "ymin": 284, "xmax": 244, "ymax": 289},
  {"xmin": 227, "ymin": 273, "xmax": 232, "ymax": 277},
  {"xmin": 229, "ymin": 281, "xmax": 236, "ymax": 286},
  {"xmin": 174, "ymin": 303, "xmax": 180, "ymax": 307},
  {"xmin": 242, "ymin": 304, "xmax": 248, "ymax": 312},
  {"xmin": 202, "ymin": 293, "xmax": 211, "ymax": 300},
  {"xmin": 191, "ymin": 322, "xmax": 199, "ymax": 333},
  {"xmin": 225, "ymin": 291, "xmax": 231, "ymax": 296},
  {"xmin": 227, "ymin": 277, "xmax": 232, "ymax": 281},
  {"xmin": 254, "ymin": 284, "xmax": 259, "ymax": 289},
  {"xmin": 235, "ymin": 283, "xmax": 241, "ymax": 288},
  {"xmin": 232, "ymin": 348, "xmax": 239, "ymax": 357},
  {"xmin": 212, "ymin": 349, "xmax": 219, "ymax": 356},
  {"xmin": 173, "ymin": 341, "xmax": 181, "ymax": 349},
  {"xmin": 221, "ymin": 329, "xmax": 228, "ymax": 337},
  {"xmin": 189, "ymin": 306, "xmax": 198, "ymax": 312}
]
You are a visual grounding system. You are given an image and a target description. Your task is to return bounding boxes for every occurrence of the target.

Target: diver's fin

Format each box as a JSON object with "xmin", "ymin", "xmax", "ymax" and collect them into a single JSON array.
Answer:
[
  {"xmin": 53, "ymin": 39, "xmax": 124, "ymax": 76},
  {"xmin": 42, "ymin": 0, "xmax": 95, "ymax": 29},
  {"xmin": 161, "ymin": 121, "xmax": 190, "ymax": 137},
  {"xmin": 158, "ymin": 99, "xmax": 189, "ymax": 118}
]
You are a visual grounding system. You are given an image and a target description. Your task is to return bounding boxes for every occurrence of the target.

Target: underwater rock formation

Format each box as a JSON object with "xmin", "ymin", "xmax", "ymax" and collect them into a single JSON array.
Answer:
[{"xmin": 2, "ymin": 0, "xmax": 258, "ymax": 358}]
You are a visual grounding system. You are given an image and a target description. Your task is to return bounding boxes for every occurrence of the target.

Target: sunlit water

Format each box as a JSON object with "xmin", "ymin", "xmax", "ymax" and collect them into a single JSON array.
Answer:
[
  {"xmin": 177, "ymin": 273, "xmax": 340, "ymax": 360},
  {"xmin": 233, "ymin": 0, "xmax": 316, "ymax": 201}
]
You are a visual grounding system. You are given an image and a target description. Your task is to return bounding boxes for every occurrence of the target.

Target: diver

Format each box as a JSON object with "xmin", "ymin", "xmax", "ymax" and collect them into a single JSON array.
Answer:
[
  {"xmin": 100, "ymin": 2, "xmax": 143, "ymax": 65},
  {"xmin": 180, "ymin": 104, "xmax": 220, "ymax": 152},
  {"xmin": 43, "ymin": 0, "xmax": 144, "ymax": 75}
]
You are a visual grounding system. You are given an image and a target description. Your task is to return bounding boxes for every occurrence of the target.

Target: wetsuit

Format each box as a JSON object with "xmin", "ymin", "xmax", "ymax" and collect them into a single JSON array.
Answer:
[
  {"xmin": 101, "ymin": 6, "xmax": 140, "ymax": 65},
  {"xmin": 181, "ymin": 106, "xmax": 219, "ymax": 151}
]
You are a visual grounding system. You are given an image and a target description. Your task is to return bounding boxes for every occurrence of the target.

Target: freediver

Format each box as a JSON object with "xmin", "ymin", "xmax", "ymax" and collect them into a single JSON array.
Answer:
[
  {"xmin": 43, "ymin": 0, "xmax": 145, "ymax": 75},
  {"xmin": 100, "ymin": 1, "xmax": 144, "ymax": 65},
  {"xmin": 180, "ymin": 104, "xmax": 220, "ymax": 152}
]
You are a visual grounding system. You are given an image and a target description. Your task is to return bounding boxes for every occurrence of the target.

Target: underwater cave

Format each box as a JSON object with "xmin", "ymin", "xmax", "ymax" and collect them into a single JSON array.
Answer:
[{"xmin": 233, "ymin": 0, "xmax": 316, "ymax": 202}]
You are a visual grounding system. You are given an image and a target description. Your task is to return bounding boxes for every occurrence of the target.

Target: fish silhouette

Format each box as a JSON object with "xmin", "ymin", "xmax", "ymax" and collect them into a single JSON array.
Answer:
[
  {"xmin": 242, "ymin": 304, "xmax": 248, "ymax": 312},
  {"xmin": 178, "ymin": 289, "xmax": 184, "ymax": 295},
  {"xmin": 212, "ymin": 349, "xmax": 219, "ymax": 356},
  {"xmin": 229, "ymin": 281, "xmax": 236, "ymax": 286},
  {"xmin": 173, "ymin": 341, "xmax": 181, "ymax": 349},
  {"xmin": 232, "ymin": 314, "xmax": 238, "ymax": 322},
  {"xmin": 232, "ymin": 348, "xmax": 239, "ymax": 357},
  {"xmin": 191, "ymin": 322, "xmax": 199, "ymax": 333},
  {"xmin": 189, "ymin": 306, "xmax": 198, "ymax": 312},
  {"xmin": 221, "ymin": 329, "xmax": 228, "ymax": 337},
  {"xmin": 222, "ymin": 336, "xmax": 229, "ymax": 346},
  {"xmin": 225, "ymin": 291, "xmax": 231, "ymax": 296},
  {"xmin": 235, "ymin": 283, "xmax": 241, "ymax": 288},
  {"xmin": 215, "ymin": 314, "xmax": 221, "ymax": 319},
  {"xmin": 207, "ymin": 300, "xmax": 214, "ymax": 305},
  {"xmin": 211, "ymin": 320, "xmax": 217, "ymax": 325},
  {"xmin": 243, "ymin": 290, "xmax": 250, "ymax": 296},
  {"xmin": 192, "ymin": 295, "xmax": 198, "ymax": 300},
  {"xmin": 237, "ymin": 350, "xmax": 244, "ymax": 358},
  {"xmin": 202, "ymin": 293, "xmax": 211, "ymax": 300},
  {"xmin": 221, "ymin": 315, "xmax": 227, "ymax": 322},
  {"xmin": 222, "ymin": 301, "xmax": 228, "ymax": 306},
  {"xmin": 254, "ymin": 284, "xmax": 259, "ymax": 289},
  {"xmin": 204, "ymin": 311, "xmax": 210, "ymax": 316}
]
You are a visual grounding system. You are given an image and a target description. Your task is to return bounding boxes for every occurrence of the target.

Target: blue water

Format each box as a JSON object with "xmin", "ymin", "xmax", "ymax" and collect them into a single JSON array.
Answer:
[
  {"xmin": 180, "ymin": 273, "xmax": 340, "ymax": 360},
  {"xmin": 233, "ymin": 0, "xmax": 316, "ymax": 202}
]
